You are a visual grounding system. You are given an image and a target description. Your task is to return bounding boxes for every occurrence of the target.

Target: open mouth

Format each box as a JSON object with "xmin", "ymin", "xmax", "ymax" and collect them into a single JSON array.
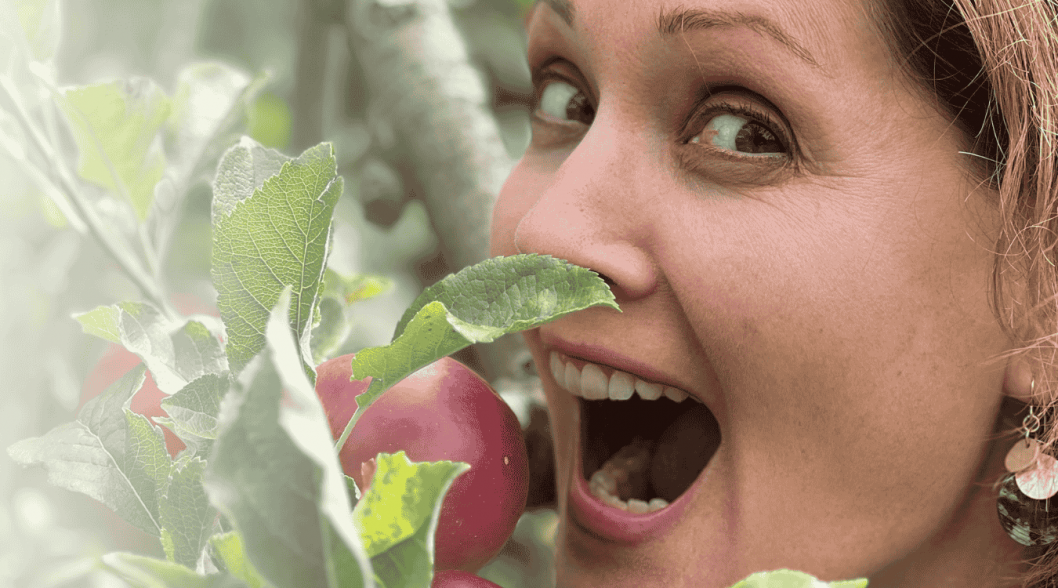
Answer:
[
  {"xmin": 549, "ymin": 351, "xmax": 722, "ymax": 514},
  {"xmin": 582, "ymin": 395, "xmax": 721, "ymax": 510}
]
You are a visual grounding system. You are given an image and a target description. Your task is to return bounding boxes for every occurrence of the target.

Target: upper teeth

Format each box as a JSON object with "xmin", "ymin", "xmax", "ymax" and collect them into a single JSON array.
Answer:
[{"xmin": 549, "ymin": 351, "xmax": 694, "ymax": 403}]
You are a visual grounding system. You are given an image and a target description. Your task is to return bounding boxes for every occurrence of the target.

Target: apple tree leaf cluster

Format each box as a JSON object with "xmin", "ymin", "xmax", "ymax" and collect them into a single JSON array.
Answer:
[
  {"xmin": 5, "ymin": 132, "xmax": 627, "ymax": 588},
  {"xmin": 74, "ymin": 301, "xmax": 228, "ymax": 394}
]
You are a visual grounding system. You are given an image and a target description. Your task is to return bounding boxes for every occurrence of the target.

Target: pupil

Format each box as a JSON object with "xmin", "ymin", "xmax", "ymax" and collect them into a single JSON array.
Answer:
[
  {"xmin": 566, "ymin": 93, "xmax": 595, "ymax": 125},
  {"xmin": 734, "ymin": 123, "xmax": 782, "ymax": 154}
]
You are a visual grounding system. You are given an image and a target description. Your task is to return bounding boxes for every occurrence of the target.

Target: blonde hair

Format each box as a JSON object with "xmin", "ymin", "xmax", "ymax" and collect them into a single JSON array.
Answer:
[
  {"xmin": 975, "ymin": 1, "xmax": 1058, "ymax": 585},
  {"xmin": 877, "ymin": 0, "xmax": 1058, "ymax": 585}
]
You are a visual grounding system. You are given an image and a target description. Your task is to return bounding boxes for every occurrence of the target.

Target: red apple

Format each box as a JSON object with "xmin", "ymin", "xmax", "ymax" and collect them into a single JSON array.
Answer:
[
  {"xmin": 315, "ymin": 354, "xmax": 529, "ymax": 573},
  {"xmin": 431, "ymin": 570, "xmax": 504, "ymax": 588}
]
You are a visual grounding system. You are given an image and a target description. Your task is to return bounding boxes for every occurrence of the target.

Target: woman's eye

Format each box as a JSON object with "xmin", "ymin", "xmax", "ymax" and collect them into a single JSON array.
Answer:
[
  {"xmin": 690, "ymin": 112, "xmax": 786, "ymax": 156},
  {"xmin": 536, "ymin": 79, "xmax": 595, "ymax": 126}
]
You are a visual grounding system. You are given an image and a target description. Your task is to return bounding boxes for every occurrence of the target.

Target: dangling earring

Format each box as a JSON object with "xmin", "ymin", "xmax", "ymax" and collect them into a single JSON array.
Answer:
[{"xmin": 997, "ymin": 386, "xmax": 1058, "ymax": 547}]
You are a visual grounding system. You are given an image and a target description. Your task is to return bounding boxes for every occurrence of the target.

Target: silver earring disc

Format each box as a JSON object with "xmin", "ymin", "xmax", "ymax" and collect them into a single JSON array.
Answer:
[
  {"xmin": 1006, "ymin": 438, "xmax": 1041, "ymax": 473},
  {"xmin": 1016, "ymin": 453, "xmax": 1058, "ymax": 500}
]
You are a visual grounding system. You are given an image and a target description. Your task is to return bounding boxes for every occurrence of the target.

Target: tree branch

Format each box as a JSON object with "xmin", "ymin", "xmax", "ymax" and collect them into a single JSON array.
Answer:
[
  {"xmin": 345, "ymin": 0, "xmax": 512, "ymax": 273},
  {"xmin": 345, "ymin": 0, "xmax": 531, "ymax": 381},
  {"xmin": 291, "ymin": 0, "xmax": 336, "ymax": 152}
]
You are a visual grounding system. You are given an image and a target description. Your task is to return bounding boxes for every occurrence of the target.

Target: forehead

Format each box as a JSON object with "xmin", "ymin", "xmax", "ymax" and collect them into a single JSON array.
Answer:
[{"xmin": 530, "ymin": 0, "xmax": 880, "ymax": 75}]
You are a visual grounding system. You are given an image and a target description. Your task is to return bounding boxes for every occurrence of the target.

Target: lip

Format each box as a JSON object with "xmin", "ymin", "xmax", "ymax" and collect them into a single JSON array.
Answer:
[{"xmin": 541, "ymin": 336, "xmax": 719, "ymax": 544}]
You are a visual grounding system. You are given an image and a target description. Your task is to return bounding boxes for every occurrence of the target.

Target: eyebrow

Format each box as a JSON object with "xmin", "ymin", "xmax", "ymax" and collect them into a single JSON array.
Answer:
[
  {"xmin": 536, "ymin": 0, "xmax": 821, "ymax": 70},
  {"xmin": 657, "ymin": 6, "xmax": 820, "ymax": 69}
]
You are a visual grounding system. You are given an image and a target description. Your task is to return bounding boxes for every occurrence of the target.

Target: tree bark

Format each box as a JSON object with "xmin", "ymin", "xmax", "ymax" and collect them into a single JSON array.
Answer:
[{"xmin": 345, "ymin": 0, "xmax": 530, "ymax": 382}]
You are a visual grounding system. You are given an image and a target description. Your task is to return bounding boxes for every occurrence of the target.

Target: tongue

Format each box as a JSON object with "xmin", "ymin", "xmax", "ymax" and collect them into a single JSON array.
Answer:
[{"xmin": 649, "ymin": 403, "xmax": 721, "ymax": 502}]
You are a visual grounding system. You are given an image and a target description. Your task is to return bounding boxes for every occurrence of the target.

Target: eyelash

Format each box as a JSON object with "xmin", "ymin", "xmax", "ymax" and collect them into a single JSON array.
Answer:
[{"xmin": 529, "ymin": 68, "xmax": 792, "ymax": 157}]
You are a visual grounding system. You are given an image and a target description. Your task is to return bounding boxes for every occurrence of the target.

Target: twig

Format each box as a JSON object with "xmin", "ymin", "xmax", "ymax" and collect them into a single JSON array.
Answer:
[{"xmin": 0, "ymin": 77, "xmax": 173, "ymax": 316}]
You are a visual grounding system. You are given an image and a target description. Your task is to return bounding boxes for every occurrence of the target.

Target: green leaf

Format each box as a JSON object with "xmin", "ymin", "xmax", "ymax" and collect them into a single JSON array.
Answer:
[
  {"xmin": 209, "ymin": 532, "xmax": 270, "ymax": 588},
  {"xmin": 101, "ymin": 552, "xmax": 249, "ymax": 588},
  {"xmin": 159, "ymin": 457, "xmax": 216, "ymax": 569},
  {"xmin": 351, "ymin": 452, "xmax": 467, "ymax": 588},
  {"xmin": 728, "ymin": 570, "xmax": 868, "ymax": 588},
  {"xmin": 210, "ymin": 139, "xmax": 343, "ymax": 375},
  {"xmin": 203, "ymin": 289, "xmax": 372, "ymax": 588},
  {"xmin": 338, "ymin": 254, "xmax": 616, "ymax": 450},
  {"xmin": 124, "ymin": 409, "xmax": 173, "ymax": 521},
  {"xmin": 167, "ymin": 62, "xmax": 265, "ymax": 182},
  {"xmin": 59, "ymin": 78, "xmax": 171, "ymax": 220},
  {"xmin": 74, "ymin": 305, "xmax": 122, "ymax": 343},
  {"xmin": 73, "ymin": 302, "xmax": 227, "ymax": 395},
  {"xmin": 352, "ymin": 452, "xmax": 468, "ymax": 558},
  {"xmin": 311, "ymin": 270, "xmax": 393, "ymax": 363},
  {"xmin": 393, "ymin": 254, "xmax": 617, "ymax": 340},
  {"xmin": 7, "ymin": 366, "xmax": 169, "ymax": 537},
  {"xmin": 159, "ymin": 373, "xmax": 228, "ymax": 441}
]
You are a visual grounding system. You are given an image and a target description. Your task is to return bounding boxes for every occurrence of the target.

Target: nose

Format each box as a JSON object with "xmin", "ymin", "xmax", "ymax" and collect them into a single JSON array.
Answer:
[{"xmin": 511, "ymin": 122, "xmax": 658, "ymax": 302}]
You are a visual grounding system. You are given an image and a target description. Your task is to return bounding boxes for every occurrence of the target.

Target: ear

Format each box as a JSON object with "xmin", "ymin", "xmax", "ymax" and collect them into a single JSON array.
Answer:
[{"xmin": 1004, "ymin": 355, "xmax": 1036, "ymax": 403}]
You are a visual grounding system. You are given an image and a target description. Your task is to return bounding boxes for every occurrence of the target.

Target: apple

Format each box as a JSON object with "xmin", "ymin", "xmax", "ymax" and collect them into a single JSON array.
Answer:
[
  {"xmin": 315, "ymin": 354, "xmax": 530, "ymax": 573},
  {"xmin": 431, "ymin": 570, "xmax": 504, "ymax": 588}
]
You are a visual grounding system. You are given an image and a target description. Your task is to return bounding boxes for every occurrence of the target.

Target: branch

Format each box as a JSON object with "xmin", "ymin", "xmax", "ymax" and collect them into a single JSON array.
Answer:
[
  {"xmin": 291, "ymin": 0, "xmax": 335, "ymax": 152},
  {"xmin": 345, "ymin": 0, "xmax": 512, "ymax": 274},
  {"xmin": 345, "ymin": 0, "xmax": 530, "ymax": 382}
]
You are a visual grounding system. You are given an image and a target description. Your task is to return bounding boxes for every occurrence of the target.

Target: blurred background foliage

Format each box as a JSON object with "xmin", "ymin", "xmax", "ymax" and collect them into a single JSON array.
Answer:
[{"xmin": 0, "ymin": 0, "xmax": 556, "ymax": 586}]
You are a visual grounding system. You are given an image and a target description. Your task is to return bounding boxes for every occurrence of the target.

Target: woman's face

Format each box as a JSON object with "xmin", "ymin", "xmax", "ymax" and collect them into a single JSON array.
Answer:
[{"xmin": 490, "ymin": 0, "xmax": 1019, "ymax": 585}]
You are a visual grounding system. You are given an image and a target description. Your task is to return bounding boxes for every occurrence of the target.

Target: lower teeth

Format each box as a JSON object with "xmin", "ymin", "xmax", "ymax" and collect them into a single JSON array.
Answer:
[
  {"xmin": 589, "ymin": 472, "xmax": 670, "ymax": 512},
  {"xmin": 588, "ymin": 438, "xmax": 669, "ymax": 513}
]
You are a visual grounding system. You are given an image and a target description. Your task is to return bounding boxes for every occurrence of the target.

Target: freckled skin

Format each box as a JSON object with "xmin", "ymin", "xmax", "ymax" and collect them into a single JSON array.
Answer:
[{"xmin": 489, "ymin": 0, "xmax": 1028, "ymax": 586}]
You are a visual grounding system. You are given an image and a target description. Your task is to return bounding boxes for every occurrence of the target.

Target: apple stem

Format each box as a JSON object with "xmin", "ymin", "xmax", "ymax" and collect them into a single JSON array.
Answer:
[
  {"xmin": 335, "ymin": 378, "xmax": 390, "ymax": 453},
  {"xmin": 335, "ymin": 403, "xmax": 364, "ymax": 453}
]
